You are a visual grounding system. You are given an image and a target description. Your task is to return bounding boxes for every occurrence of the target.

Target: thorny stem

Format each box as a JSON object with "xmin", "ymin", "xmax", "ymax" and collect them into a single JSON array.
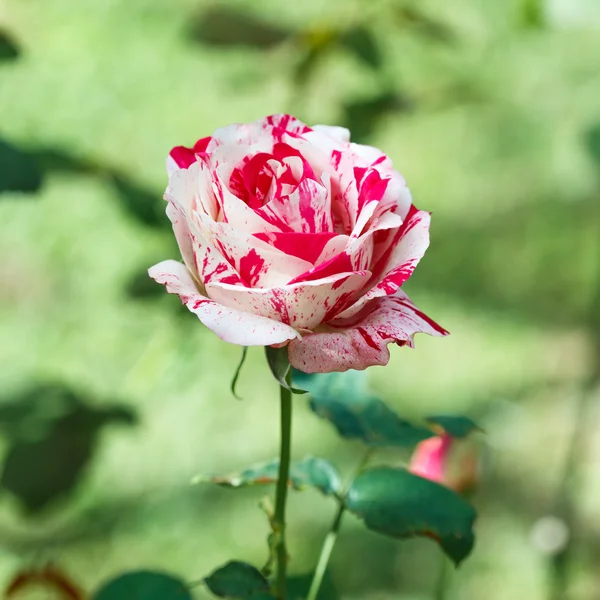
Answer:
[
  {"xmin": 274, "ymin": 381, "xmax": 293, "ymax": 600},
  {"xmin": 306, "ymin": 449, "xmax": 374, "ymax": 600}
]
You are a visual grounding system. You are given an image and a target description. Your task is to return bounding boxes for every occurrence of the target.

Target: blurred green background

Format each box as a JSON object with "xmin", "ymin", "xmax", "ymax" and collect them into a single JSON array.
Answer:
[{"xmin": 1, "ymin": 0, "xmax": 600, "ymax": 598}]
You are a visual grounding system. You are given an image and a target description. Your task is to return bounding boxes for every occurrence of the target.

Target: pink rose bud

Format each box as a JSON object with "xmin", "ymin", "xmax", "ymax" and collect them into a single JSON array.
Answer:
[
  {"xmin": 149, "ymin": 115, "xmax": 447, "ymax": 373},
  {"xmin": 410, "ymin": 433, "xmax": 481, "ymax": 495}
]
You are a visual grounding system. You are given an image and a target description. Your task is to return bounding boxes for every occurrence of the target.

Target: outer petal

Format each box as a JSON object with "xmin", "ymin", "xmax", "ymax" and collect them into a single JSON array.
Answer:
[
  {"xmin": 287, "ymin": 290, "xmax": 448, "ymax": 373},
  {"xmin": 148, "ymin": 260, "xmax": 300, "ymax": 346}
]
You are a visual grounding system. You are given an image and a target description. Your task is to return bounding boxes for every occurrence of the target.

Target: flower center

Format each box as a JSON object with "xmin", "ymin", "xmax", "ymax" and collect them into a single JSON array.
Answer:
[{"xmin": 227, "ymin": 143, "xmax": 313, "ymax": 209}]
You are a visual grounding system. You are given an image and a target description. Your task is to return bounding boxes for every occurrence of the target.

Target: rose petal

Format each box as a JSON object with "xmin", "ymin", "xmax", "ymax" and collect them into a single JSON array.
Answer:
[
  {"xmin": 148, "ymin": 260, "xmax": 300, "ymax": 346},
  {"xmin": 336, "ymin": 207, "xmax": 431, "ymax": 319},
  {"xmin": 287, "ymin": 290, "xmax": 448, "ymax": 373},
  {"xmin": 253, "ymin": 231, "xmax": 340, "ymax": 264},
  {"xmin": 311, "ymin": 124, "xmax": 351, "ymax": 144},
  {"xmin": 206, "ymin": 270, "xmax": 371, "ymax": 330}
]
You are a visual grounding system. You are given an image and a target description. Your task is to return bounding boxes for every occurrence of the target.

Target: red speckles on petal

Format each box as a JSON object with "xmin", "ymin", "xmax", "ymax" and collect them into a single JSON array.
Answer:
[{"xmin": 357, "ymin": 326, "xmax": 380, "ymax": 350}]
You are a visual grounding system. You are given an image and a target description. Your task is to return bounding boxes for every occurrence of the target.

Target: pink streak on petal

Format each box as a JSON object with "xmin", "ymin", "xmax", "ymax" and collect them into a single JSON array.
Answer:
[{"xmin": 287, "ymin": 290, "xmax": 448, "ymax": 373}]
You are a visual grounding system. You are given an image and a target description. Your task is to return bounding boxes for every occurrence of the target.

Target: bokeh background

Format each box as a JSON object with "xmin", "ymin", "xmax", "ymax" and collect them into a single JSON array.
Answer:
[{"xmin": 1, "ymin": 0, "xmax": 600, "ymax": 598}]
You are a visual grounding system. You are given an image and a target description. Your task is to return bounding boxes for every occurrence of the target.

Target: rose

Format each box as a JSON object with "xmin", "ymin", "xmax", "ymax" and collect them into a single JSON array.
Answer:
[
  {"xmin": 409, "ymin": 434, "xmax": 481, "ymax": 494},
  {"xmin": 149, "ymin": 114, "xmax": 447, "ymax": 373}
]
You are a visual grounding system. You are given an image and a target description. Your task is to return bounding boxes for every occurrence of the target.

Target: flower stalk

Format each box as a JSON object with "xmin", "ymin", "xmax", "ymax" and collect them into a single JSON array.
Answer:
[
  {"xmin": 306, "ymin": 449, "xmax": 373, "ymax": 600},
  {"xmin": 273, "ymin": 381, "xmax": 293, "ymax": 599}
]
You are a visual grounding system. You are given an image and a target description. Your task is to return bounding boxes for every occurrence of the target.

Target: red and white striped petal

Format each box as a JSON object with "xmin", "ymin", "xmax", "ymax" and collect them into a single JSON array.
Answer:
[
  {"xmin": 205, "ymin": 270, "xmax": 371, "ymax": 330},
  {"xmin": 148, "ymin": 260, "xmax": 300, "ymax": 346},
  {"xmin": 287, "ymin": 290, "xmax": 448, "ymax": 373},
  {"xmin": 336, "ymin": 207, "xmax": 431, "ymax": 319}
]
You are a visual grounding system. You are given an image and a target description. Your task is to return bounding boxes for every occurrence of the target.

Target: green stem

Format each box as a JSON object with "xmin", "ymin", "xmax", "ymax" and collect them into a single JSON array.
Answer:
[
  {"xmin": 274, "ymin": 383, "xmax": 293, "ymax": 600},
  {"xmin": 306, "ymin": 449, "xmax": 373, "ymax": 600},
  {"xmin": 306, "ymin": 504, "xmax": 345, "ymax": 600}
]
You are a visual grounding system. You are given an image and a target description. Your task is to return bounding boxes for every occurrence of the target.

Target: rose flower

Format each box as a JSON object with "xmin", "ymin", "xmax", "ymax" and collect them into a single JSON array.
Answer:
[{"xmin": 149, "ymin": 114, "xmax": 447, "ymax": 373}]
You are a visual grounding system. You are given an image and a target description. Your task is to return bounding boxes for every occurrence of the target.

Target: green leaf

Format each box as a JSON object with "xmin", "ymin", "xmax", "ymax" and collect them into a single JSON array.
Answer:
[
  {"xmin": 394, "ymin": 6, "xmax": 456, "ymax": 44},
  {"xmin": 341, "ymin": 92, "xmax": 412, "ymax": 143},
  {"xmin": 0, "ymin": 138, "xmax": 44, "ymax": 195},
  {"xmin": 346, "ymin": 467, "xmax": 476, "ymax": 565},
  {"xmin": 231, "ymin": 347, "xmax": 248, "ymax": 400},
  {"xmin": 204, "ymin": 561, "xmax": 270, "ymax": 599},
  {"xmin": 197, "ymin": 456, "xmax": 341, "ymax": 497},
  {"xmin": 189, "ymin": 6, "xmax": 291, "ymax": 49},
  {"xmin": 293, "ymin": 370, "xmax": 433, "ymax": 447},
  {"xmin": 0, "ymin": 383, "xmax": 136, "ymax": 513},
  {"xmin": 92, "ymin": 570, "xmax": 191, "ymax": 600},
  {"xmin": 265, "ymin": 347, "xmax": 306, "ymax": 394},
  {"xmin": 0, "ymin": 29, "xmax": 20, "ymax": 61},
  {"xmin": 287, "ymin": 572, "xmax": 339, "ymax": 600},
  {"xmin": 426, "ymin": 415, "xmax": 480, "ymax": 438},
  {"xmin": 339, "ymin": 26, "xmax": 383, "ymax": 70},
  {"xmin": 584, "ymin": 122, "xmax": 600, "ymax": 166},
  {"xmin": 519, "ymin": 0, "xmax": 545, "ymax": 29}
]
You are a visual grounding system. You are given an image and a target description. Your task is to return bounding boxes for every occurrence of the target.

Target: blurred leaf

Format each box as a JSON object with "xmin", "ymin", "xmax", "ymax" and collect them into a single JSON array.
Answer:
[
  {"xmin": 265, "ymin": 346, "xmax": 306, "ymax": 393},
  {"xmin": 0, "ymin": 139, "xmax": 44, "ymax": 195},
  {"xmin": 394, "ymin": 6, "xmax": 456, "ymax": 44},
  {"xmin": 287, "ymin": 572, "xmax": 339, "ymax": 600},
  {"xmin": 346, "ymin": 467, "xmax": 476, "ymax": 565},
  {"xmin": 584, "ymin": 122, "xmax": 600, "ymax": 166},
  {"xmin": 294, "ymin": 370, "xmax": 432, "ymax": 447},
  {"xmin": 339, "ymin": 26, "xmax": 383, "ymax": 70},
  {"xmin": 197, "ymin": 456, "xmax": 342, "ymax": 497},
  {"xmin": 204, "ymin": 561, "xmax": 270, "ymax": 599},
  {"xmin": 519, "ymin": 0, "xmax": 545, "ymax": 29},
  {"xmin": 125, "ymin": 266, "xmax": 169, "ymax": 300},
  {"xmin": 0, "ymin": 383, "xmax": 137, "ymax": 512},
  {"xmin": 0, "ymin": 29, "xmax": 20, "ymax": 61},
  {"xmin": 426, "ymin": 415, "xmax": 480, "ymax": 438},
  {"xmin": 5, "ymin": 566, "xmax": 84, "ymax": 599},
  {"xmin": 341, "ymin": 91, "xmax": 413, "ymax": 143},
  {"xmin": 292, "ymin": 27, "xmax": 338, "ymax": 86},
  {"xmin": 32, "ymin": 147, "xmax": 96, "ymax": 174},
  {"xmin": 93, "ymin": 570, "xmax": 191, "ymax": 600},
  {"xmin": 109, "ymin": 173, "xmax": 167, "ymax": 229},
  {"xmin": 189, "ymin": 6, "xmax": 291, "ymax": 49}
]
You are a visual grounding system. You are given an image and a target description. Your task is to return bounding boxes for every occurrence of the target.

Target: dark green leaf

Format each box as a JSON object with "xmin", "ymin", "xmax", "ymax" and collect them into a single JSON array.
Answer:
[
  {"xmin": 292, "ymin": 28, "xmax": 338, "ymax": 86},
  {"xmin": 0, "ymin": 29, "xmax": 20, "ymax": 61},
  {"xmin": 426, "ymin": 415, "xmax": 480, "ymax": 438},
  {"xmin": 0, "ymin": 383, "xmax": 136, "ymax": 513},
  {"xmin": 340, "ymin": 26, "xmax": 383, "ymax": 70},
  {"xmin": 293, "ymin": 370, "xmax": 433, "ymax": 447},
  {"xmin": 287, "ymin": 572, "xmax": 339, "ymax": 600},
  {"xmin": 109, "ymin": 173, "xmax": 167, "ymax": 229},
  {"xmin": 189, "ymin": 7, "xmax": 291, "ymax": 49},
  {"xmin": 93, "ymin": 570, "xmax": 191, "ymax": 600},
  {"xmin": 231, "ymin": 347, "xmax": 248, "ymax": 400},
  {"xmin": 341, "ymin": 92, "xmax": 413, "ymax": 143},
  {"xmin": 0, "ymin": 139, "xmax": 44, "ymax": 195},
  {"xmin": 198, "ymin": 456, "xmax": 341, "ymax": 497},
  {"xmin": 584, "ymin": 122, "xmax": 600, "ymax": 166},
  {"xmin": 265, "ymin": 346, "xmax": 306, "ymax": 393},
  {"xmin": 346, "ymin": 467, "xmax": 476, "ymax": 565},
  {"xmin": 204, "ymin": 561, "xmax": 270, "ymax": 599}
]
